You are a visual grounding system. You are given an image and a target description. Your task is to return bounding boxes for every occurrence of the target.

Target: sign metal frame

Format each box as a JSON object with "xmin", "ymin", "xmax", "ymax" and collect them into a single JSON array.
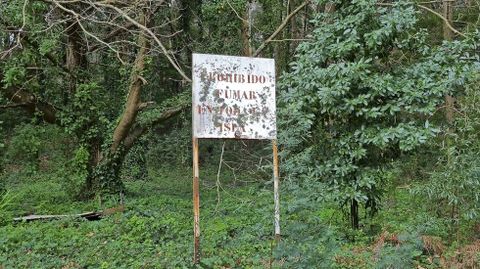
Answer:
[{"xmin": 191, "ymin": 53, "xmax": 280, "ymax": 264}]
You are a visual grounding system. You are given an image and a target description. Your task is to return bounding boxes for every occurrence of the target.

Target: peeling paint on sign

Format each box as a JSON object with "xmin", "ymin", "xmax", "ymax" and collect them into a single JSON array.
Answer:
[{"xmin": 192, "ymin": 53, "xmax": 276, "ymax": 140}]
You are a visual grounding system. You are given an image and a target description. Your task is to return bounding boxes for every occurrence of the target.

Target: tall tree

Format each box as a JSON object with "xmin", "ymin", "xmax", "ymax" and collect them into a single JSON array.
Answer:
[{"xmin": 0, "ymin": 0, "xmax": 189, "ymax": 195}]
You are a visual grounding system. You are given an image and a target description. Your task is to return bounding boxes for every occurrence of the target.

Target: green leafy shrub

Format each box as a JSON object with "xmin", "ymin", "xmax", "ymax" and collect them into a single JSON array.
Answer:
[
  {"xmin": 374, "ymin": 232, "xmax": 423, "ymax": 269},
  {"xmin": 146, "ymin": 125, "xmax": 191, "ymax": 167},
  {"xmin": 412, "ymin": 75, "xmax": 480, "ymax": 235},
  {"xmin": 279, "ymin": 0, "xmax": 480, "ymax": 228},
  {"xmin": 62, "ymin": 145, "xmax": 90, "ymax": 198},
  {"xmin": 0, "ymin": 190, "xmax": 15, "ymax": 226},
  {"xmin": 274, "ymin": 220, "xmax": 340, "ymax": 268},
  {"xmin": 4, "ymin": 123, "xmax": 42, "ymax": 171}
]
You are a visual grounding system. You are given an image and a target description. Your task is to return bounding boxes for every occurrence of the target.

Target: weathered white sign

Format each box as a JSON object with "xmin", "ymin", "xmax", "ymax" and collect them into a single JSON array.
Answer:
[{"xmin": 192, "ymin": 53, "xmax": 276, "ymax": 139}]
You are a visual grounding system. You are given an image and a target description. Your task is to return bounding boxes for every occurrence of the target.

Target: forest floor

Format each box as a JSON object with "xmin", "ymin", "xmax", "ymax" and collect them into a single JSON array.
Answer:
[
  {"xmin": 0, "ymin": 167, "xmax": 285, "ymax": 268},
  {"xmin": 0, "ymin": 166, "xmax": 479, "ymax": 268}
]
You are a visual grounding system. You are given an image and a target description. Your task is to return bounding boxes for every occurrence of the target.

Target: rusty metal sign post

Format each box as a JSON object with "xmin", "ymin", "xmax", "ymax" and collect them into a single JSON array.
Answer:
[{"xmin": 191, "ymin": 53, "xmax": 279, "ymax": 264}]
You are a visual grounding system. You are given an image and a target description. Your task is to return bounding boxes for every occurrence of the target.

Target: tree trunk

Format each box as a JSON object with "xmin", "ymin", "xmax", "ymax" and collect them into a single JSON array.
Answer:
[
  {"xmin": 290, "ymin": 0, "xmax": 300, "ymax": 51},
  {"xmin": 83, "ymin": 15, "xmax": 150, "ymax": 195},
  {"xmin": 443, "ymin": 0, "xmax": 455, "ymax": 124},
  {"xmin": 242, "ymin": 2, "xmax": 253, "ymax": 57},
  {"xmin": 180, "ymin": 0, "xmax": 201, "ymax": 66},
  {"xmin": 443, "ymin": 0, "xmax": 458, "ymax": 237},
  {"xmin": 275, "ymin": 0, "xmax": 289, "ymax": 73},
  {"xmin": 0, "ymin": 72, "xmax": 58, "ymax": 123},
  {"xmin": 110, "ymin": 17, "xmax": 149, "ymax": 154},
  {"xmin": 66, "ymin": 21, "xmax": 86, "ymax": 73},
  {"xmin": 350, "ymin": 198, "xmax": 359, "ymax": 229}
]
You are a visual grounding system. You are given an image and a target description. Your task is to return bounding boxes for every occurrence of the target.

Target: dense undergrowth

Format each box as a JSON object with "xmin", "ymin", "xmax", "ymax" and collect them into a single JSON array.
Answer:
[{"xmin": 1, "ymin": 157, "xmax": 479, "ymax": 268}]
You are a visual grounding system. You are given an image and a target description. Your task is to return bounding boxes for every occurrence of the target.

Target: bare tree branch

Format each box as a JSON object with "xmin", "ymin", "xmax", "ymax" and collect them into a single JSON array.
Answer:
[
  {"xmin": 377, "ymin": 2, "xmax": 466, "ymax": 38},
  {"xmin": 253, "ymin": 0, "xmax": 310, "ymax": 57},
  {"xmin": 123, "ymin": 105, "xmax": 186, "ymax": 151},
  {"xmin": 0, "ymin": 72, "xmax": 58, "ymax": 123},
  {"xmin": 137, "ymin": 101, "xmax": 155, "ymax": 111},
  {"xmin": 226, "ymin": 0, "xmax": 248, "ymax": 24},
  {"xmin": 50, "ymin": 1, "xmax": 127, "ymax": 64},
  {"xmin": 0, "ymin": 103, "xmax": 29, "ymax": 109},
  {"xmin": 418, "ymin": 3, "xmax": 466, "ymax": 37},
  {"xmin": 87, "ymin": 21, "xmax": 134, "ymax": 52},
  {"xmin": 95, "ymin": 2, "xmax": 192, "ymax": 82}
]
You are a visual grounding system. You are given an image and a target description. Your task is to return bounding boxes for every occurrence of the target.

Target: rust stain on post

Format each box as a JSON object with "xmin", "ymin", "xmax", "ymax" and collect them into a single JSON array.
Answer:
[
  {"xmin": 272, "ymin": 139, "xmax": 280, "ymax": 241},
  {"xmin": 192, "ymin": 137, "xmax": 201, "ymax": 263}
]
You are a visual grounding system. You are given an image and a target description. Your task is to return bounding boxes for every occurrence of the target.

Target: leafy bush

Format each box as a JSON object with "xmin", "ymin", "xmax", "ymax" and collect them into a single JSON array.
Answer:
[
  {"xmin": 3, "ymin": 123, "xmax": 42, "ymax": 171},
  {"xmin": 0, "ymin": 190, "xmax": 15, "ymax": 226},
  {"xmin": 412, "ymin": 75, "xmax": 480, "ymax": 234},
  {"xmin": 274, "ymin": 219, "xmax": 340, "ymax": 268},
  {"xmin": 279, "ymin": 0, "xmax": 480, "ymax": 228},
  {"xmin": 62, "ymin": 145, "xmax": 91, "ymax": 198},
  {"xmin": 374, "ymin": 232, "xmax": 423, "ymax": 269},
  {"xmin": 146, "ymin": 125, "xmax": 191, "ymax": 167}
]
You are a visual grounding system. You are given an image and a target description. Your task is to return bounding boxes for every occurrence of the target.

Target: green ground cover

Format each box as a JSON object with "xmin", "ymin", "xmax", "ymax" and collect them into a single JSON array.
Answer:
[
  {"xmin": 2, "ymin": 165, "xmax": 477, "ymax": 268},
  {"xmin": 1, "ymin": 167, "xmax": 285, "ymax": 268}
]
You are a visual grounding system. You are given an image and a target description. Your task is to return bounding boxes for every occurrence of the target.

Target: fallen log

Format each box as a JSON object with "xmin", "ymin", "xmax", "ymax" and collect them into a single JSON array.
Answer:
[
  {"xmin": 13, "ymin": 205, "xmax": 125, "ymax": 222},
  {"xmin": 14, "ymin": 211, "xmax": 103, "ymax": 222}
]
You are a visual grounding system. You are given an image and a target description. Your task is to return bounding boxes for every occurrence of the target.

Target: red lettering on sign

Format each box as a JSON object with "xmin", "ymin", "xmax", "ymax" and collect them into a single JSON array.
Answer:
[
  {"xmin": 208, "ymin": 72, "xmax": 266, "ymax": 84},
  {"xmin": 218, "ymin": 122, "xmax": 246, "ymax": 133}
]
